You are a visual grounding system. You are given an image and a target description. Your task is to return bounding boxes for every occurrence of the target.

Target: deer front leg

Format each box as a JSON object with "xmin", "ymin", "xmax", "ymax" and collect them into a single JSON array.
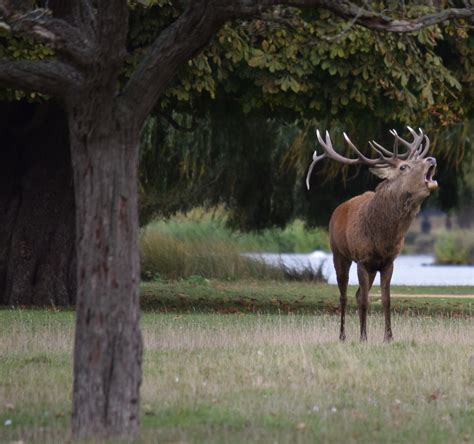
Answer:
[
  {"xmin": 334, "ymin": 254, "xmax": 351, "ymax": 341},
  {"xmin": 356, "ymin": 263, "xmax": 375, "ymax": 342},
  {"xmin": 380, "ymin": 262, "xmax": 394, "ymax": 342}
]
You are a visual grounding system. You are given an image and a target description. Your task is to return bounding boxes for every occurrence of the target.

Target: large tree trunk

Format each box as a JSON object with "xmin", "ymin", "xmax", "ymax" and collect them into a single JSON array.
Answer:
[
  {"xmin": 0, "ymin": 101, "xmax": 76, "ymax": 306},
  {"xmin": 69, "ymin": 107, "xmax": 143, "ymax": 439}
]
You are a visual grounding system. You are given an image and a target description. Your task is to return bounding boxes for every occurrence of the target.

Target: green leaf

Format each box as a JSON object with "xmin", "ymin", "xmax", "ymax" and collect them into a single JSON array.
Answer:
[{"xmin": 289, "ymin": 77, "xmax": 301, "ymax": 93}]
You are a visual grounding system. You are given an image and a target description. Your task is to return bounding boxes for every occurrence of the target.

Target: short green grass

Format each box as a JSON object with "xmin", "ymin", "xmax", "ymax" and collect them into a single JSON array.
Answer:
[
  {"xmin": 1, "ymin": 282, "xmax": 473, "ymax": 443},
  {"xmin": 141, "ymin": 280, "xmax": 474, "ymax": 317}
]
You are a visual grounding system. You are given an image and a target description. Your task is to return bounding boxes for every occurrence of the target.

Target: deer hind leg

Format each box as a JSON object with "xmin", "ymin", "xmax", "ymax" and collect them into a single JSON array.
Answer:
[
  {"xmin": 356, "ymin": 263, "xmax": 376, "ymax": 342},
  {"xmin": 333, "ymin": 253, "xmax": 351, "ymax": 341},
  {"xmin": 380, "ymin": 262, "xmax": 394, "ymax": 342}
]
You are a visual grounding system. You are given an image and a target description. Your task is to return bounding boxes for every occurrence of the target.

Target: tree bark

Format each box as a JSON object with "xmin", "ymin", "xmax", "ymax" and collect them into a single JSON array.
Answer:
[
  {"xmin": 0, "ymin": 101, "xmax": 76, "ymax": 306},
  {"xmin": 69, "ymin": 105, "xmax": 143, "ymax": 439}
]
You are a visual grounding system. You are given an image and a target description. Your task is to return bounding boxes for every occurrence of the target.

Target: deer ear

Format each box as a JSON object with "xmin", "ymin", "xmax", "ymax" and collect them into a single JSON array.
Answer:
[{"xmin": 369, "ymin": 166, "xmax": 391, "ymax": 179}]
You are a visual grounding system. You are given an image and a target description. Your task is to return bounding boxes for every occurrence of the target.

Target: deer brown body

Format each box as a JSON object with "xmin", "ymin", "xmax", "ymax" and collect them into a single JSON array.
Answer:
[{"xmin": 306, "ymin": 128, "xmax": 438, "ymax": 341}]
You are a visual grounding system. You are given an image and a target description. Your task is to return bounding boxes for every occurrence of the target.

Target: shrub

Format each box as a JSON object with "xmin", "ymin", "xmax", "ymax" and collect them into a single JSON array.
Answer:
[{"xmin": 434, "ymin": 230, "xmax": 474, "ymax": 265}]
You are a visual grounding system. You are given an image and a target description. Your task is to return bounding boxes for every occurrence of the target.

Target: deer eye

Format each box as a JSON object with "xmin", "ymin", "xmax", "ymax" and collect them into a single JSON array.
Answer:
[{"xmin": 399, "ymin": 164, "xmax": 409, "ymax": 171}]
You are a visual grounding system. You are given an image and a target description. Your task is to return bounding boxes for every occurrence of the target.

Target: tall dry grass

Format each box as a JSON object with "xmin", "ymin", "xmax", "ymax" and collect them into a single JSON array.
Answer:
[
  {"xmin": 140, "ymin": 228, "xmax": 283, "ymax": 280},
  {"xmin": 139, "ymin": 210, "xmax": 330, "ymax": 281},
  {"xmin": 1, "ymin": 310, "xmax": 473, "ymax": 443}
]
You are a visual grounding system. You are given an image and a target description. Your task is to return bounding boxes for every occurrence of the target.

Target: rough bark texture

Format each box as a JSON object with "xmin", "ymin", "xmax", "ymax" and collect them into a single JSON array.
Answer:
[
  {"xmin": 69, "ymin": 103, "xmax": 143, "ymax": 438},
  {"xmin": 0, "ymin": 101, "xmax": 76, "ymax": 306}
]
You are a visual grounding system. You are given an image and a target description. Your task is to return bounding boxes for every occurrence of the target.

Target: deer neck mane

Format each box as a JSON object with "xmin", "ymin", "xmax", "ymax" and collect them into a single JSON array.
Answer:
[{"xmin": 365, "ymin": 179, "xmax": 423, "ymax": 245}]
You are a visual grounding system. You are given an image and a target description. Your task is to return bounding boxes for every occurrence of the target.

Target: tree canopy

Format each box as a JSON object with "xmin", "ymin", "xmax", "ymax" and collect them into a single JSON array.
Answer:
[
  {"xmin": 135, "ymin": 2, "xmax": 473, "ymax": 228},
  {"xmin": 150, "ymin": 4, "xmax": 472, "ymax": 125}
]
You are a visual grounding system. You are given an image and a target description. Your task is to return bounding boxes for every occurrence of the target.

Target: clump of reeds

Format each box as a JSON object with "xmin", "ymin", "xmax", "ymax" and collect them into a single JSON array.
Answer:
[
  {"xmin": 140, "ymin": 225, "xmax": 328, "ymax": 282},
  {"xmin": 139, "ymin": 227, "xmax": 284, "ymax": 281},
  {"xmin": 139, "ymin": 210, "xmax": 330, "ymax": 281}
]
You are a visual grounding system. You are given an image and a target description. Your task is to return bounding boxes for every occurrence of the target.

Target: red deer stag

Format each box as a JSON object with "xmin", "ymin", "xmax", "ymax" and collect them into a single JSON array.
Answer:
[{"xmin": 306, "ymin": 128, "xmax": 438, "ymax": 342}]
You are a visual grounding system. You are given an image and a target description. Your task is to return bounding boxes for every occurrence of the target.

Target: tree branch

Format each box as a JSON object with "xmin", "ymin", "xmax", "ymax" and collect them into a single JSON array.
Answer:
[
  {"xmin": 0, "ymin": 59, "xmax": 83, "ymax": 97},
  {"xmin": 121, "ymin": 0, "xmax": 229, "ymax": 126},
  {"xmin": 321, "ymin": 2, "xmax": 474, "ymax": 33},
  {"xmin": 0, "ymin": 3, "xmax": 96, "ymax": 66},
  {"xmin": 158, "ymin": 112, "xmax": 199, "ymax": 132},
  {"xmin": 236, "ymin": 1, "xmax": 474, "ymax": 33}
]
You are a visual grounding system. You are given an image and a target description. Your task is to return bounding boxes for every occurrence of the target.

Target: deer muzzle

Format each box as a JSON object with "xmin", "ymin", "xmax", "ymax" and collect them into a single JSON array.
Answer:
[{"xmin": 425, "ymin": 157, "xmax": 438, "ymax": 190}]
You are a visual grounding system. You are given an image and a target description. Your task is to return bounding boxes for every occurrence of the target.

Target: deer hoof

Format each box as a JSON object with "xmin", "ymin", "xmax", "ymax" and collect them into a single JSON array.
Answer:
[{"xmin": 384, "ymin": 333, "xmax": 393, "ymax": 343}]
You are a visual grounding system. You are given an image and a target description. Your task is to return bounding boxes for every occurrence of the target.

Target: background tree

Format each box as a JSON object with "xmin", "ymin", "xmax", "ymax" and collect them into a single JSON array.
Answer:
[
  {"xmin": 138, "ymin": 4, "xmax": 473, "ymax": 228},
  {"xmin": 0, "ymin": 101, "xmax": 75, "ymax": 305},
  {"xmin": 0, "ymin": 0, "xmax": 472, "ymax": 439},
  {"xmin": 0, "ymin": 25, "xmax": 76, "ymax": 305}
]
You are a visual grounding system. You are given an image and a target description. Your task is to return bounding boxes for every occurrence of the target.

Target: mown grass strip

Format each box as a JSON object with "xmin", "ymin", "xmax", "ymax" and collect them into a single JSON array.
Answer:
[{"xmin": 141, "ymin": 281, "xmax": 474, "ymax": 317}]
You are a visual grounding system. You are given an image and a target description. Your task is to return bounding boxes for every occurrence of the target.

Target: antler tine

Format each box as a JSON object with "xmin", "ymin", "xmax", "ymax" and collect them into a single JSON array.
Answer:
[
  {"xmin": 306, "ymin": 148, "xmax": 326, "ymax": 190},
  {"xmin": 369, "ymin": 140, "xmax": 394, "ymax": 158},
  {"xmin": 388, "ymin": 129, "xmax": 410, "ymax": 159},
  {"xmin": 412, "ymin": 128, "xmax": 425, "ymax": 158},
  {"xmin": 406, "ymin": 126, "xmax": 419, "ymax": 138},
  {"xmin": 316, "ymin": 130, "xmax": 360, "ymax": 165},
  {"xmin": 370, "ymin": 131, "xmax": 422, "ymax": 164},
  {"xmin": 343, "ymin": 133, "xmax": 390, "ymax": 165},
  {"xmin": 406, "ymin": 126, "xmax": 425, "ymax": 160},
  {"xmin": 389, "ymin": 126, "xmax": 424, "ymax": 160},
  {"xmin": 416, "ymin": 135, "xmax": 430, "ymax": 159},
  {"xmin": 392, "ymin": 132, "xmax": 399, "ymax": 157},
  {"xmin": 344, "ymin": 133, "xmax": 374, "ymax": 160},
  {"xmin": 368, "ymin": 141, "xmax": 401, "ymax": 166}
]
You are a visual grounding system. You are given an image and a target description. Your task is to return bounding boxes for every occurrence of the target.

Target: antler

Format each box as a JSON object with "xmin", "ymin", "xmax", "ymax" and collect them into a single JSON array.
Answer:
[
  {"xmin": 306, "ymin": 130, "xmax": 397, "ymax": 190},
  {"xmin": 387, "ymin": 126, "xmax": 430, "ymax": 160},
  {"xmin": 306, "ymin": 127, "xmax": 431, "ymax": 190}
]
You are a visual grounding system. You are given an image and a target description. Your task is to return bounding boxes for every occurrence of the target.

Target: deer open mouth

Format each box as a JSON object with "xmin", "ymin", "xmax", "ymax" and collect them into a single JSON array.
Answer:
[{"xmin": 425, "ymin": 164, "xmax": 438, "ymax": 190}]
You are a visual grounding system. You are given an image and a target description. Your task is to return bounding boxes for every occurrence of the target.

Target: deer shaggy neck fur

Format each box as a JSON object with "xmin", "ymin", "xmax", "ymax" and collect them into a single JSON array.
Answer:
[{"xmin": 330, "ymin": 178, "xmax": 424, "ymax": 272}]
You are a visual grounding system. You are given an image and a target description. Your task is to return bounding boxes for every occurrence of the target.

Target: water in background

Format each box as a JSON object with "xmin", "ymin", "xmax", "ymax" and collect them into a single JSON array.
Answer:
[{"xmin": 248, "ymin": 252, "xmax": 474, "ymax": 286}]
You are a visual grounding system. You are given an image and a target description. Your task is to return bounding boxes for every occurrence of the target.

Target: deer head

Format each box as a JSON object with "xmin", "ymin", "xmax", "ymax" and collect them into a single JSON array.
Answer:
[{"xmin": 306, "ymin": 127, "xmax": 438, "ymax": 199}]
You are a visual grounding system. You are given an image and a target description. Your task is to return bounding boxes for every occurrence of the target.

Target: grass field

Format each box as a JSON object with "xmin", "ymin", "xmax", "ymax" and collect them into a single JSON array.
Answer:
[
  {"xmin": 141, "ymin": 280, "xmax": 474, "ymax": 317},
  {"xmin": 1, "ymin": 281, "xmax": 473, "ymax": 443}
]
